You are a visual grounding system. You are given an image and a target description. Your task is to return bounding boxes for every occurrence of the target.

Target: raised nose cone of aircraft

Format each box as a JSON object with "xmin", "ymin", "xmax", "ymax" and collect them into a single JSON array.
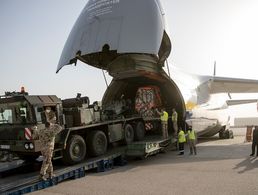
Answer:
[
  {"xmin": 57, "ymin": 0, "xmax": 171, "ymax": 74},
  {"xmin": 57, "ymin": 0, "xmax": 186, "ymax": 129}
]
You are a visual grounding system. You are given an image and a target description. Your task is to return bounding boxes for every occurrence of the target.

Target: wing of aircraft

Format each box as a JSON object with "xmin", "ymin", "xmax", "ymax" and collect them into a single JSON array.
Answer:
[
  {"xmin": 198, "ymin": 77, "xmax": 258, "ymax": 94},
  {"xmin": 194, "ymin": 76, "xmax": 258, "ymax": 138},
  {"xmin": 196, "ymin": 77, "xmax": 258, "ymax": 105},
  {"xmin": 226, "ymin": 99, "xmax": 258, "ymax": 106}
]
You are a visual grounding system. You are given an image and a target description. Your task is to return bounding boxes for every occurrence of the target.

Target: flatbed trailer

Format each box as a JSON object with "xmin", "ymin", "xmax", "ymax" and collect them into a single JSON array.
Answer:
[{"xmin": 0, "ymin": 135, "xmax": 175, "ymax": 195}]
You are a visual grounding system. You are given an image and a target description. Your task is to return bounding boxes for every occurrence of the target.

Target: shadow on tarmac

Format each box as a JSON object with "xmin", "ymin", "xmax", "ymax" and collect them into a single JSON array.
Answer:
[
  {"xmin": 91, "ymin": 138, "xmax": 258, "ymax": 177},
  {"xmin": 1, "ymin": 136, "xmax": 256, "ymax": 182},
  {"xmin": 233, "ymin": 156, "xmax": 258, "ymax": 174}
]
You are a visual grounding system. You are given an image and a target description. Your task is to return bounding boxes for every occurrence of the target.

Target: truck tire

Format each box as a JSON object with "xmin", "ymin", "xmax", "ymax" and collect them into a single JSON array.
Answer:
[
  {"xmin": 62, "ymin": 135, "xmax": 86, "ymax": 165},
  {"xmin": 124, "ymin": 124, "xmax": 134, "ymax": 144},
  {"xmin": 134, "ymin": 121, "xmax": 145, "ymax": 141},
  {"xmin": 87, "ymin": 131, "xmax": 107, "ymax": 157}
]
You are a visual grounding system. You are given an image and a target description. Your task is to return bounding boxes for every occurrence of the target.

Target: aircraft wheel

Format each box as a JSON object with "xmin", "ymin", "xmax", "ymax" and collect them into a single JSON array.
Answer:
[
  {"xmin": 219, "ymin": 125, "xmax": 231, "ymax": 139},
  {"xmin": 219, "ymin": 130, "xmax": 228, "ymax": 139},
  {"xmin": 63, "ymin": 135, "xmax": 86, "ymax": 165},
  {"xmin": 219, "ymin": 131, "xmax": 224, "ymax": 139},
  {"xmin": 87, "ymin": 131, "xmax": 107, "ymax": 157},
  {"xmin": 124, "ymin": 124, "xmax": 134, "ymax": 144},
  {"xmin": 225, "ymin": 130, "xmax": 230, "ymax": 139}
]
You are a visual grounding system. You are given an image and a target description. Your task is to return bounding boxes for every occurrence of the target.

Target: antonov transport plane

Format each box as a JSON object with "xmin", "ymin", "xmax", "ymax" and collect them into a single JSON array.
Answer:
[{"xmin": 57, "ymin": 0, "xmax": 258, "ymax": 138}]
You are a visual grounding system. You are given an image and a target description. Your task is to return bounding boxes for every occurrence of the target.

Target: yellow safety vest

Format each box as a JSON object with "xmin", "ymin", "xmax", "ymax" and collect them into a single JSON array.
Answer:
[
  {"xmin": 161, "ymin": 111, "xmax": 168, "ymax": 122},
  {"xmin": 188, "ymin": 130, "xmax": 196, "ymax": 140},
  {"xmin": 178, "ymin": 130, "xmax": 186, "ymax": 143},
  {"xmin": 172, "ymin": 112, "xmax": 178, "ymax": 122}
]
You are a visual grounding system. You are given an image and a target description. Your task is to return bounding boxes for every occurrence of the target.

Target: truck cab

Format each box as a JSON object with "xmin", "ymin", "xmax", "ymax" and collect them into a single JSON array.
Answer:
[{"xmin": 0, "ymin": 91, "xmax": 63, "ymax": 160}]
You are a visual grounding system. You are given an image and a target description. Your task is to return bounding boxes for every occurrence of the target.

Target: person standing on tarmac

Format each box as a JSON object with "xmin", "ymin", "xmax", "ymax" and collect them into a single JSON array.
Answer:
[
  {"xmin": 250, "ymin": 126, "xmax": 258, "ymax": 157},
  {"xmin": 33, "ymin": 112, "xmax": 62, "ymax": 181},
  {"xmin": 178, "ymin": 128, "xmax": 186, "ymax": 155},
  {"xmin": 172, "ymin": 108, "xmax": 178, "ymax": 136},
  {"xmin": 187, "ymin": 126, "xmax": 197, "ymax": 155},
  {"xmin": 156, "ymin": 108, "xmax": 169, "ymax": 139}
]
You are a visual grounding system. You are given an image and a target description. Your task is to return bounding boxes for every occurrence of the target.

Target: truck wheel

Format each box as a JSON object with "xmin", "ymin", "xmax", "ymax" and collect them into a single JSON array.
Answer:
[
  {"xmin": 87, "ymin": 131, "xmax": 107, "ymax": 157},
  {"xmin": 62, "ymin": 135, "xmax": 86, "ymax": 165},
  {"xmin": 124, "ymin": 124, "xmax": 134, "ymax": 144},
  {"xmin": 134, "ymin": 121, "xmax": 145, "ymax": 141}
]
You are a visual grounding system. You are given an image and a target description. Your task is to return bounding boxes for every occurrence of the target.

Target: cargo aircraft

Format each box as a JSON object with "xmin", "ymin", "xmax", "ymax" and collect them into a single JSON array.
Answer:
[{"xmin": 56, "ymin": 0, "xmax": 258, "ymax": 138}]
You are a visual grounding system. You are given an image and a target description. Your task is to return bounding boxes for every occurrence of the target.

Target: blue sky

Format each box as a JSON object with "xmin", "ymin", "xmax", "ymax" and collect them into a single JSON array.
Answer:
[{"xmin": 1, "ymin": 0, "xmax": 258, "ymax": 101}]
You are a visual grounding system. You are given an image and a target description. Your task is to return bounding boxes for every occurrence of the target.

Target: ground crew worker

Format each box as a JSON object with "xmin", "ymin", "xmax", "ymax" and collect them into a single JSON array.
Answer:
[
  {"xmin": 172, "ymin": 108, "xmax": 178, "ymax": 136},
  {"xmin": 178, "ymin": 128, "xmax": 186, "ymax": 155},
  {"xmin": 187, "ymin": 126, "xmax": 197, "ymax": 155},
  {"xmin": 156, "ymin": 108, "xmax": 169, "ymax": 139},
  {"xmin": 250, "ymin": 126, "xmax": 258, "ymax": 157},
  {"xmin": 33, "ymin": 120, "xmax": 62, "ymax": 180}
]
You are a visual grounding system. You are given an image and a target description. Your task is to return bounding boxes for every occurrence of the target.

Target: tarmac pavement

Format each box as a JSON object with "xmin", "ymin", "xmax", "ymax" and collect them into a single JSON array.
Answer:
[{"xmin": 31, "ymin": 135, "xmax": 258, "ymax": 195}]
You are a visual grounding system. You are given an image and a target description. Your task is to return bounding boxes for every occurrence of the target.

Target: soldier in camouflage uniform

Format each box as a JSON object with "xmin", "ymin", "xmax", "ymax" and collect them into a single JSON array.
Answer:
[
  {"xmin": 45, "ymin": 106, "xmax": 56, "ymax": 124},
  {"xmin": 33, "ymin": 111, "xmax": 62, "ymax": 180}
]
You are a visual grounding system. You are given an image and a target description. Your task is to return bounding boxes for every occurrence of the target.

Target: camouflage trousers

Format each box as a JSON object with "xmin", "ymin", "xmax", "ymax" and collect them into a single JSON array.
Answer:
[
  {"xmin": 161, "ymin": 121, "xmax": 168, "ymax": 139},
  {"xmin": 40, "ymin": 147, "xmax": 54, "ymax": 176}
]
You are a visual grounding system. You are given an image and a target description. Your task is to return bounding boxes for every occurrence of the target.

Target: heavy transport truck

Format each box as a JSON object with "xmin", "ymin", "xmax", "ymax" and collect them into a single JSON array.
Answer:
[{"xmin": 0, "ymin": 90, "xmax": 153, "ymax": 164}]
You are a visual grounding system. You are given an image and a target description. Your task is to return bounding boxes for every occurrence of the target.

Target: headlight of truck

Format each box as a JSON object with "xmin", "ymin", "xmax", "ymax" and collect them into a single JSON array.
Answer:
[
  {"xmin": 29, "ymin": 143, "xmax": 34, "ymax": 149},
  {"xmin": 24, "ymin": 143, "xmax": 29, "ymax": 150}
]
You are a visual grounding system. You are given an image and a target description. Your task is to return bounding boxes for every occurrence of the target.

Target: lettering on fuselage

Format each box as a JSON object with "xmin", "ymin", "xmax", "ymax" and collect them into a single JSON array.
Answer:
[{"xmin": 86, "ymin": 0, "xmax": 120, "ymax": 19}]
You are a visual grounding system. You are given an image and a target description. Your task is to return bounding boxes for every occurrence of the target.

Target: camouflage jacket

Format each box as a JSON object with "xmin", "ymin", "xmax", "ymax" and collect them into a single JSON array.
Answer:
[
  {"xmin": 45, "ymin": 111, "xmax": 57, "ymax": 124},
  {"xmin": 33, "ymin": 124, "xmax": 62, "ymax": 150}
]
